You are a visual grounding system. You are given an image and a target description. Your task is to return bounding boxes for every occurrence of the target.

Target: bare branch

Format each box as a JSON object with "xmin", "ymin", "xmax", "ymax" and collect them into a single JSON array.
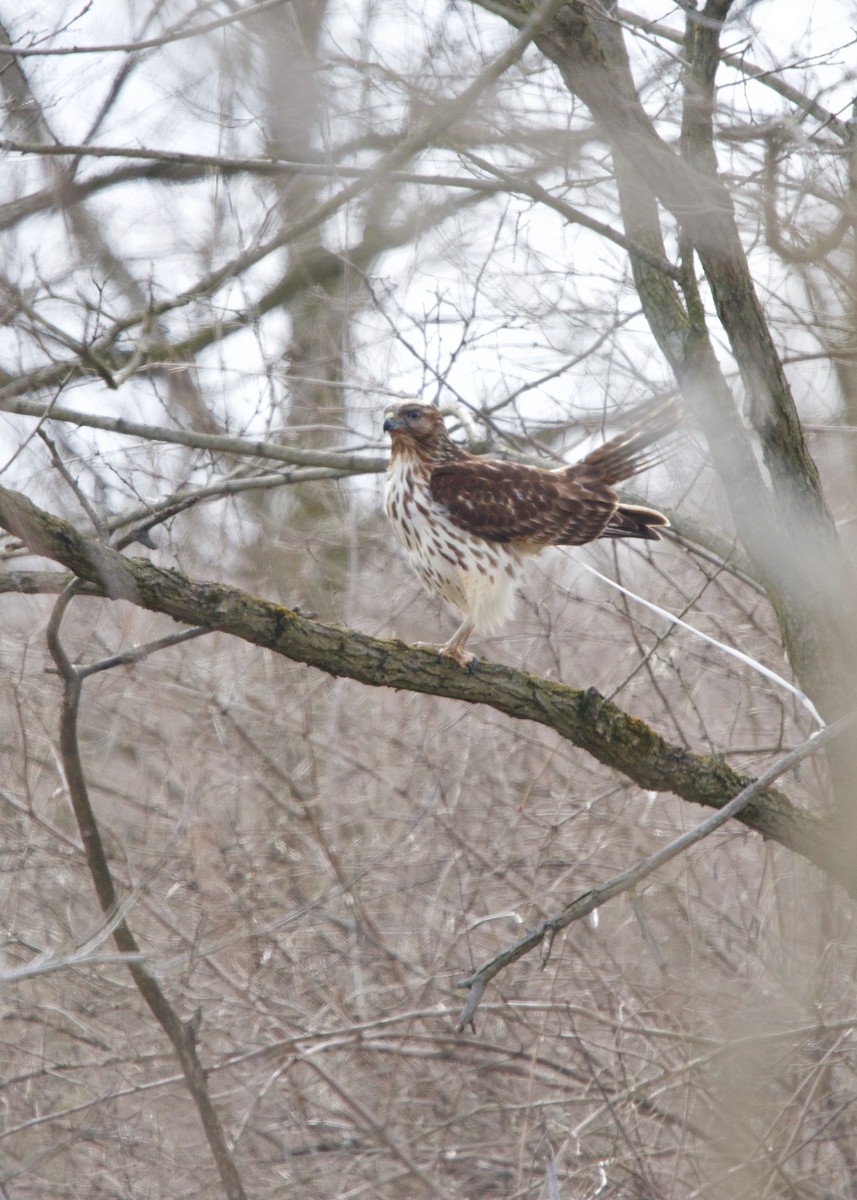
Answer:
[
  {"xmin": 0, "ymin": 397, "xmax": 386, "ymax": 472},
  {"xmin": 44, "ymin": 584, "xmax": 248, "ymax": 1200},
  {"xmin": 456, "ymin": 713, "xmax": 856, "ymax": 1027},
  {"xmin": 0, "ymin": 0, "xmax": 295, "ymax": 57},
  {"xmin": 614, "ymin": 6, "xmax": 852, "ymax": 142},
  {"xmin": 0, "ymin": 482, "xmax": 846, "ymax": 890},
  {"xmin": 461, "ymin": 151, "xmax": 682, "ymax": 279}
]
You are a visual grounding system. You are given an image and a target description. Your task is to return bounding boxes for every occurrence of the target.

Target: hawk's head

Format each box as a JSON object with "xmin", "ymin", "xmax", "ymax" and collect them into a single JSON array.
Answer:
[{"xmin": 383, "ymin": 402, "xmax": 453, "ymax": 459}]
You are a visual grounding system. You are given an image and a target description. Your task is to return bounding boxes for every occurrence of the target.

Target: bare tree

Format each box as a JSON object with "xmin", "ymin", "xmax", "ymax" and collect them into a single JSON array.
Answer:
[{"xmin": 2, "ymin": 2, "xmax": 857, "ymax": 1197}]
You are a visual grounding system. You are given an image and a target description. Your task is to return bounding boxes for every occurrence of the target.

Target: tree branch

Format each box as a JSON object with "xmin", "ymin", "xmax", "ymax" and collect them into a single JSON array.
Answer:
[
  {"xmin": 0, "ymin": 192, "xmax": 483, "ymax": 401},
  {"xmin": 0, "ymin": 483, "xmax": 848, "ymax": 892},
  {"xmin": 45, "ymin": 584, "xmax": 247, "ymax": 1200},
  {"xmin": 614, "ymin": 6, "xmax": 852, "ymax": 142},
  {"xmin": 0, "ymin": 0, "xmax": 292, "ymax": 57},
  {"xmin": 0, "ymin": 396, "xmax": 386, "ymax": 472},
  {"xmin": 456, "ymin": 713, "xmax": 855, "ymax": 1027}
]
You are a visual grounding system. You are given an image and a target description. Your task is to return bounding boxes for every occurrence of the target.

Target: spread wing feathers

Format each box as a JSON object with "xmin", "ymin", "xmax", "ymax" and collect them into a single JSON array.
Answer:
[
  {"xmin": 428, "ymin": 459, "xmax": 619, "ymax": 546},
  {"xmin": 574, "ymin": 396, "xmax": 681, "ymax": 486},
  {"xmin": 428, "ymin": 398, "xmax": 679, "ymax": 548}
]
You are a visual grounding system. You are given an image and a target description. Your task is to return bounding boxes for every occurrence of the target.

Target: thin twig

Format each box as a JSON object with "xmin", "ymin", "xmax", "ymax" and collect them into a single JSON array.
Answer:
[
  {"xmin": 38, "ymin": 429, "xmax": 108, "ymax": 538},
  {"xmin": 0, "ymin": 0, "xmax": 293, "ymax": 56},
  {"xmin": 582, "ymin": 561, "xmax": 825, "ymax": 728},
  {"xmin": 455, "ymin": 713, "xmax": 856, "ymax": 1029},
  {"xmin": 75, "ymin": 626, "xmax": 210, "ymax": 678}
]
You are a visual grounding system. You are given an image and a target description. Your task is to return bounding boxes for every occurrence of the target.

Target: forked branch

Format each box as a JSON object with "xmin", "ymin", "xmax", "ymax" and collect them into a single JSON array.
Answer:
[{"xmin": 44, "ymin": 583, "xmax": 247, "ymax": 1200}]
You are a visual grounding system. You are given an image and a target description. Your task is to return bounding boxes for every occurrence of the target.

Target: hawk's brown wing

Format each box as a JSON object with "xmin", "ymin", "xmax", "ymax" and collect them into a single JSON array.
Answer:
[{"xmin": 428, "ymin": 458, "xmax": 617, "ymax": 546}]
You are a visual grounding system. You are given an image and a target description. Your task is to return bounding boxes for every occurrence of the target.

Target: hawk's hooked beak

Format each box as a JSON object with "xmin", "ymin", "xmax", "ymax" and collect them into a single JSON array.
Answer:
[{"xmin": 383, "ymin": 413, "xmax": 401, "ymax": 433}]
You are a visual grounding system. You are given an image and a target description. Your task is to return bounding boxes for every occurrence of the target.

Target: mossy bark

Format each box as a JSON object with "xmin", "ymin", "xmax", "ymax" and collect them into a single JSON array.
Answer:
[{"xmin": 0, "ymin": 483, "xmax": 849, "ymax": 893}]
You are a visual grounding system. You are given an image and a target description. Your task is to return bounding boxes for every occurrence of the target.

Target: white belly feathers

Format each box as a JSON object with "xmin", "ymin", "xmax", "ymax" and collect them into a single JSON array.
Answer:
[{"xmin": 385, "ymin": 454, "xmax": 523, "ymax": 634}]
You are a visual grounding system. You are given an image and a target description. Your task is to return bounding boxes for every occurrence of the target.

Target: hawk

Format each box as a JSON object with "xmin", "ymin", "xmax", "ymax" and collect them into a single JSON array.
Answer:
[{"xmin": 383, "ymin": 399, "xmax": 680, "ymax": 669}]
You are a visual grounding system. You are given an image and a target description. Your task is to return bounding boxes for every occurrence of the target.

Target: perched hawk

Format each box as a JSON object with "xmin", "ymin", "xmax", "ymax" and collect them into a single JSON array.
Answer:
[{"xmin": 383, "ymin": 399, "xmax": 680, "ymax": 669}]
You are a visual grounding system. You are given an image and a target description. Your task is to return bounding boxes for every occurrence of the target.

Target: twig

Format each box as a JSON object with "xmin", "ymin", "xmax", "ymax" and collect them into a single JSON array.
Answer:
[
  {"xmin": 109, "ymin": 467, "xmax": 355, "ymax": 547},
  {"xmin": 581, "ymin": 561, "xmax": 826, "ymax": 728},
  {"xmin": 462, "ymin": 151, "xmax": 682, "ymax": 280},
  {"xmin": 455, "ymin": 712, "xmax": 856, "ymax": 1029},
  {"xmin": 38, "ymin": 429, "xmax": 108, "ymax": 538},
  {"xmin": 75, "ymin": 626, "xmax": 210, "ymax": 677},
  {"xmin": 0, "ymin": 0, "xmax": 292, "ymax": 56}
]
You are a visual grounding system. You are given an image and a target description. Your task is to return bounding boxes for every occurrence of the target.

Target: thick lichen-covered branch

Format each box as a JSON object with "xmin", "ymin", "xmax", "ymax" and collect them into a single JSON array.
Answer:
[{"xmin": 0, "ymin": 483, "xmax": 847, "ymax": 891}]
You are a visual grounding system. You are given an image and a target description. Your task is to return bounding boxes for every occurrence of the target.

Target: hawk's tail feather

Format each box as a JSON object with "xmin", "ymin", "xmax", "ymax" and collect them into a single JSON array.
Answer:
[
  {"xmin": 600, "ymin": 503, "xmax": 669, "ymax": 541},
  {"xmin": 581, "ymin": 397, "xmax": 682, "ymax": 485}
]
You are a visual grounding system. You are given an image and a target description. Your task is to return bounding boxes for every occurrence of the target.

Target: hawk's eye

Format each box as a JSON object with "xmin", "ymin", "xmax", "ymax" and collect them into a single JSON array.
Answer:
[{"xmin": 405, "ymin": 408, "xmax": 421, "ymax": 421}]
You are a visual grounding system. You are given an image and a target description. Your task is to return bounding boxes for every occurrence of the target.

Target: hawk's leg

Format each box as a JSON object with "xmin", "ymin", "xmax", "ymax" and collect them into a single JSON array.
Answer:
[
  {"xmin": 438, "ymin": 617, "xmax": 478, "ymax": 672},
  {"xmin": 412, "ymin": 617, "xmax": 477, "ymax": 670}
]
